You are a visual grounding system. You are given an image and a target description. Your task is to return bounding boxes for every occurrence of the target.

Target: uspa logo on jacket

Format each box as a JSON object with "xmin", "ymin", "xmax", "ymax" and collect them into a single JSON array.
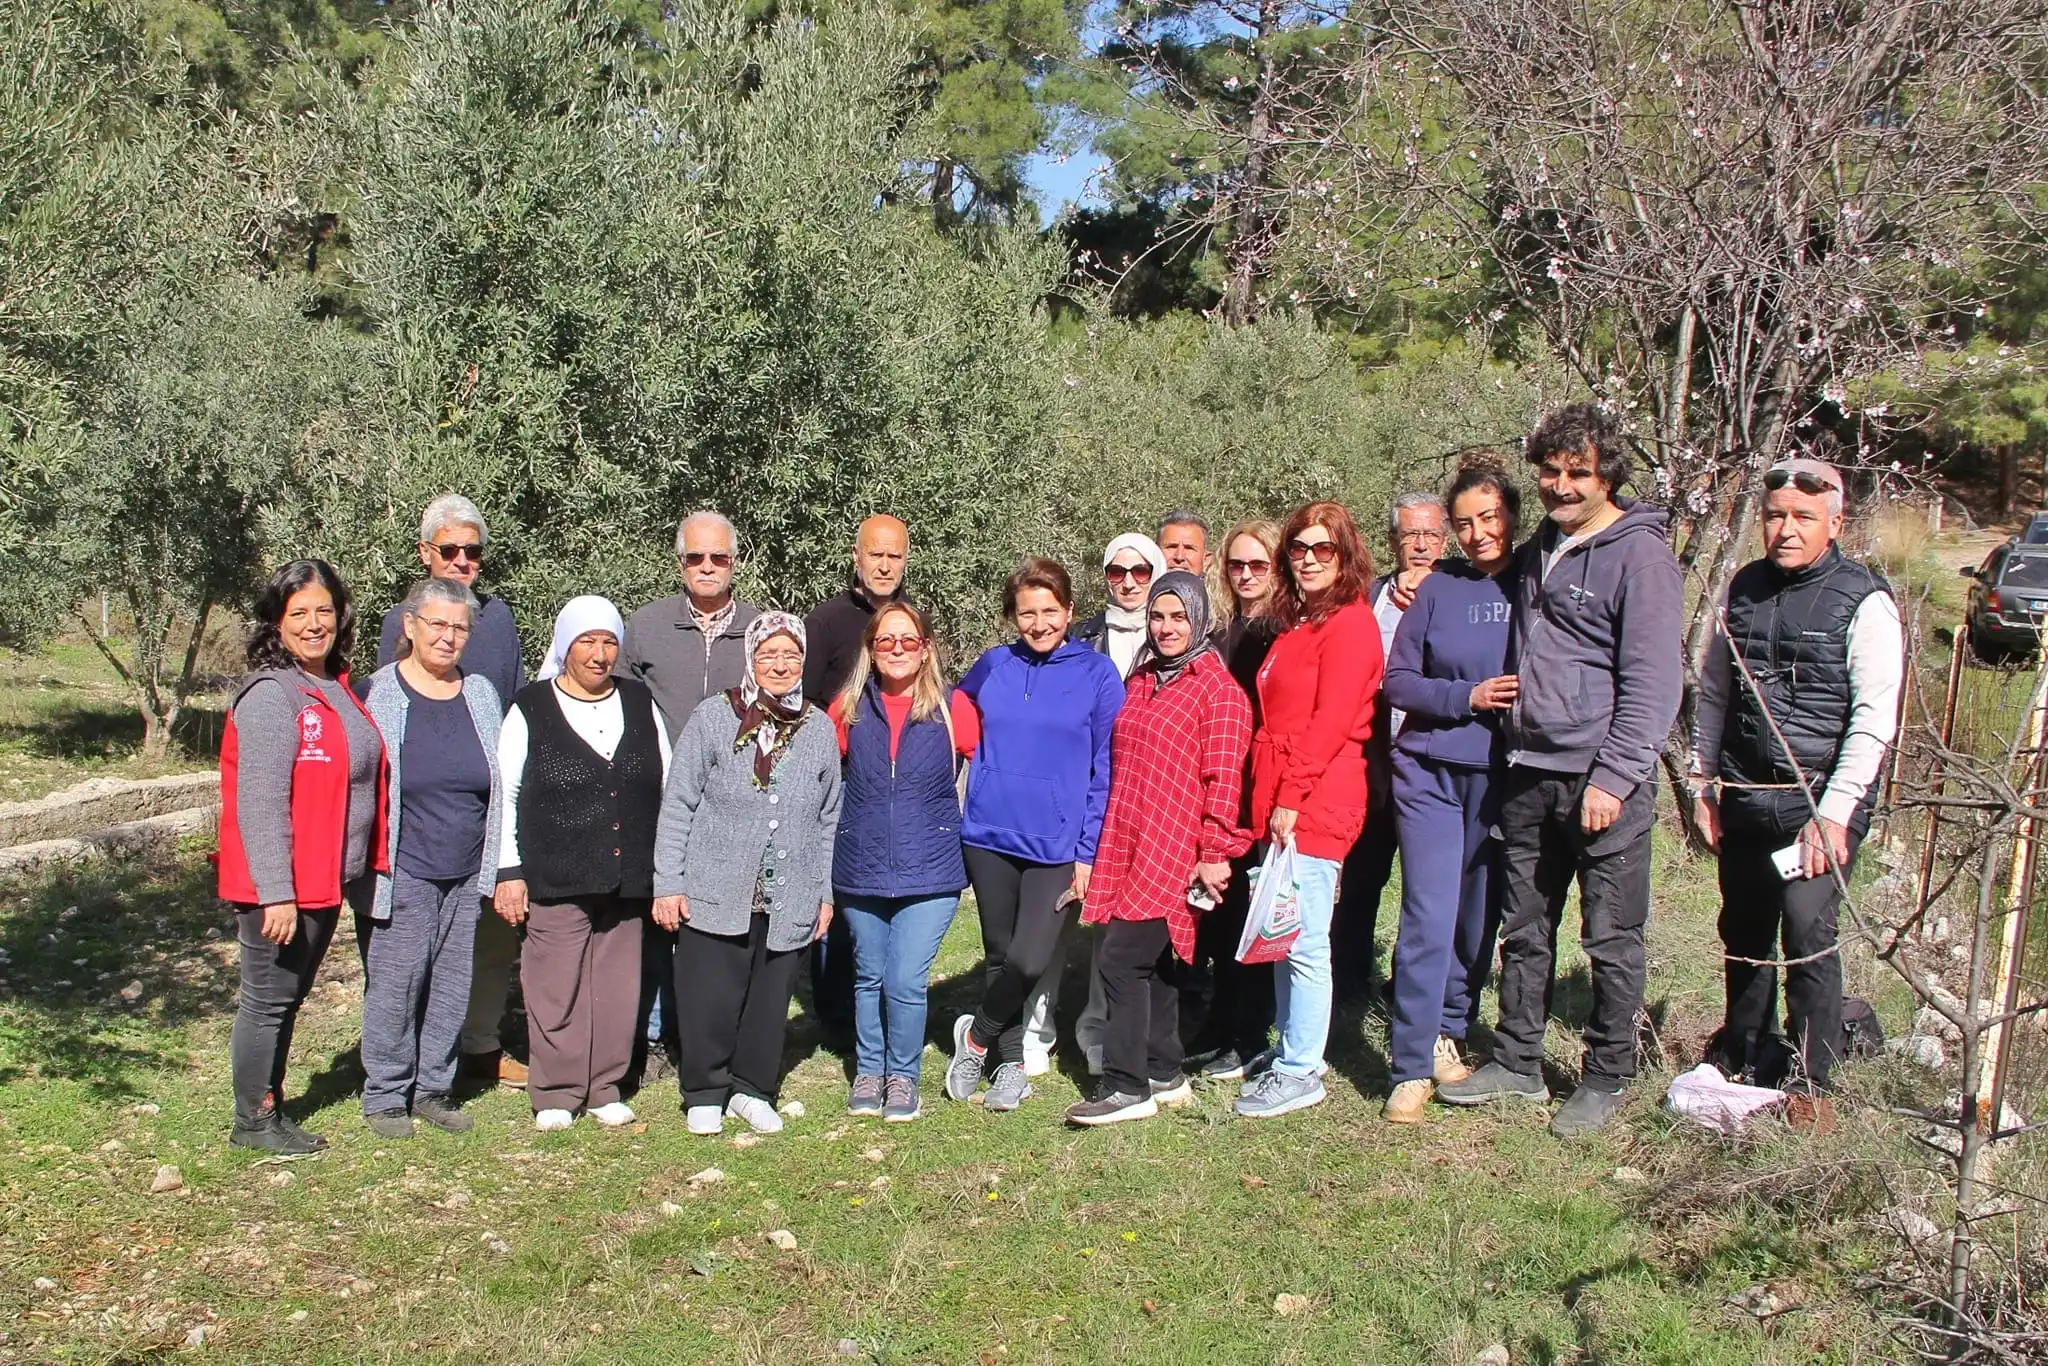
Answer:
[{"xmin": 297, "ymin": 706, "xmax": 332, "ymax": 762}]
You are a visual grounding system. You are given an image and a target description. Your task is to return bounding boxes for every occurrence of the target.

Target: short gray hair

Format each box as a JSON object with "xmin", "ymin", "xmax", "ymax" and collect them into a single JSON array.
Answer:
[
  {"xmin": 419, "ymin": 493, "xmax": 488, "ymax": 546},
  {"xmin": 675, "ymin": 509, "xmax": 738, "ymax": 558},
  {"xmin": 1389, "ymin": 492, "xmax": 1445, "ymax": 541},
  {"xmin": 1157, "ymin": 509, "xmax": 1210, "ymax": 540},
  {"xmin": 402, "ymin": 576, "xmax": 478, "ymax": 621}
]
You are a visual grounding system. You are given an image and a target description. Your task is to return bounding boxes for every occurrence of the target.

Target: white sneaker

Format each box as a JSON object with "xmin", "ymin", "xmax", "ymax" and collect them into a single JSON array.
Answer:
[
  {"xmin": 1022, "ymin": 1049, "xmax": 1053, "ymax": 1078},
  {"xmin": 726, "ymin": 1093, "xmax": 784, "ymax": 1134},
  {"xmin": 590, "ymin": 1101, "xmax": 636, "ymax": 1127},
  {"xmin": 686, "ymin": 1104, "xmax": 724, "ymax": 1136},
  {"xmin": 534, "ymin": 1108, "xmax": 574, "ymax": 1132}
]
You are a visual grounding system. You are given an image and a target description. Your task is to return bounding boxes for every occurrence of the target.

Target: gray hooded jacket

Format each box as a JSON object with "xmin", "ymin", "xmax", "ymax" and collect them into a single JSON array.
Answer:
[{"xmin": 1503, "ymin": 497, "xmax": 1684, "ymax": 798}]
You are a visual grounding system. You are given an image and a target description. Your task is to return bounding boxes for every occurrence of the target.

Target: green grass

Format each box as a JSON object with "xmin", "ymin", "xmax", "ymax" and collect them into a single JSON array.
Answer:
[
  {"xmin": 0, "ymin": 834, "xmax": 1934, "ymax": 1365},
  {"xmin": 0, "ymin": 641, "xmax": 221, "ymax": 803}
]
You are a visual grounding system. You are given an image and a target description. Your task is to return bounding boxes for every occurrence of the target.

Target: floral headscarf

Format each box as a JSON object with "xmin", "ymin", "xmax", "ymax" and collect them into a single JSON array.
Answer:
[{"xmin": 728, "ymin": 611, "xmax": 809, "ymax": 788}]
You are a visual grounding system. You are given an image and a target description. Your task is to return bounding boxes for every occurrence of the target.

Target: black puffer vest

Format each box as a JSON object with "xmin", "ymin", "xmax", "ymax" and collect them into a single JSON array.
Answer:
[{"xmin": 1718, "ymin": 544, "xmax": 1892, "ymax": 838}]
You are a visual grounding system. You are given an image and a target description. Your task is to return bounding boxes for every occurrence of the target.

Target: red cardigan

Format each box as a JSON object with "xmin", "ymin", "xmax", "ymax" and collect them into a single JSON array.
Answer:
[{"xmin": 1248, "ymin": 596, "xmax": 1384, "ymax": 861}]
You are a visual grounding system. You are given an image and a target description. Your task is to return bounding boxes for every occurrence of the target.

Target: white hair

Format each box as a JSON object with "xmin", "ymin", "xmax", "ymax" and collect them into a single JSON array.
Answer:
[
  {"xmin": 1389, "ymin": 491, "xmax": 1444, "ymax": 541},
  {"xmin": 419, "ymin": 493, "xmax": 489, "ymax": 546},
  {"xmin": 675, "ymin": 509, "xmax": 738, "ymax": 557},
  {"xmin": 402, "ymin": 577, "xmax": 478, "ymax": 620}
]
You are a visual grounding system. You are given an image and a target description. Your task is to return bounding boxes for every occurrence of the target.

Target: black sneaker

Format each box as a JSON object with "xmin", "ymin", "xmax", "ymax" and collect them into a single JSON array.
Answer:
[
  {"xmin": 414, "ymin": 1093, "xmax": 473, "ymax": 1134},
  {"xmin": 1436, "ymin": 1061, "xmax": 1550, "ymax": 1107},
  {"xmin": 1150, "ymin": 1074, "xmax": 1194, "ymax": 1107},
  {"xmin": 273, "ymin": 1111, "xmax": 329, "ymax": 1152},
  {"xmin": 1199, "ymin": 1049, "xmax": 1247, "ymax": 1082},
  {"xmin": 1549, "ymin": 1083, "xmax": 1623, "ymax": 1138},
  {"xmin": 365, "ymin": 1109, "xmax": 416, "ymax": 1139},
  {"xmin": 229, "ymin": 1112, "xmax": 324, "ymax": 1156},
  {"xmin": 1064, "ymin": 1089, "xmax": 1159, "ymax": 1127}
]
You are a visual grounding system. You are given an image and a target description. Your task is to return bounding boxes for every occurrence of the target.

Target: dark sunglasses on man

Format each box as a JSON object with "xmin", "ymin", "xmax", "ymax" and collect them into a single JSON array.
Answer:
[
  {"xmin": 681, "ymin": 551, "xmax": 734, "ymax": 568},
  {"xmin": 1762, "ymin": 458, "xmax": 1843, "ymax": 497},
  {"xmin": 430, "ymin": 542, "xmax": 483, "ymax": 564},
  {"xmin": 1104, "ymin": 563, "xmax": 1154, "ymax": 585}
]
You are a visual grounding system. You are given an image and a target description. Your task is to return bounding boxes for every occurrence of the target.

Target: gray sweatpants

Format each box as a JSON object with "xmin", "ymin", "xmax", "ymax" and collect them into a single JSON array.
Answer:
[{"xmin": 361, "ymin": 870, "xmax": 478, "ymax": 1114}]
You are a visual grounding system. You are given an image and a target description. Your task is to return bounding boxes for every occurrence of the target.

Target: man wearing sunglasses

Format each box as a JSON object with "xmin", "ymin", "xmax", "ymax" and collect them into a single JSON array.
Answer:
[
  {"xmin": 375, "ymin": 493, "xmax": 531, "ymax": 1091},
  {"xmin": 1688, "ymin": 457, "xmax": 1900, "ymax": 1101},
  {"xmin": 622, "ymin": 509, "xmax": 762, "ymax": 1083},
  {"xmin": 1439, "ymin": 403, "xmax": 1682, "ymax": 1137}
]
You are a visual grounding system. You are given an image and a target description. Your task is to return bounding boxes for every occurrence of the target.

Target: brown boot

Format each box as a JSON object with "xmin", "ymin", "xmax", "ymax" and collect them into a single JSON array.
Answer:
[
  {"xmin": 1384, "ymin": 1078, "xmax": 1432, "ymax": 1125},
  {"xmin": 461, "ymin": 1051, "xmax": 528, "ymax": 1088},
  {"xmin": 1432, "ymin": 1036, "xmax": 1472, "ymax": 1086},
  {"xmin": 495, "ymin": 1054, "xmax": 528, "ymax": 1089}
]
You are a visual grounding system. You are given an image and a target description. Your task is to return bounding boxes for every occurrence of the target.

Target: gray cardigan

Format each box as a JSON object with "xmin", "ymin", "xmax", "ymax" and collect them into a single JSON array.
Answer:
[
  {"xmin": 652, "ymin": 694, "xmax": 841, "ymax": 951},
  {"xmin": 356, "ymin": 663, "xmax": 506, "ymax": 921}
]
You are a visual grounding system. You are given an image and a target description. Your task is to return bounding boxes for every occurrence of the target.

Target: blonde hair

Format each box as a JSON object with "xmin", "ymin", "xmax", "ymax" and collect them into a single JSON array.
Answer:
[
  {"xmin": 1220, "ymin": 518, "xmax": 1284, "ymax": 625},
  {"xmin": 835, "ymin": 601, "xmax": 947, "ymax": 727}
]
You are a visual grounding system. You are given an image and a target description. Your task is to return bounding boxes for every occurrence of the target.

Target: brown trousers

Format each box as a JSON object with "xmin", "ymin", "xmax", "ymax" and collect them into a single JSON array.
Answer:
[{"xmin": 520, "ymin": 894, "xmax": 645, "ymax": 1113}]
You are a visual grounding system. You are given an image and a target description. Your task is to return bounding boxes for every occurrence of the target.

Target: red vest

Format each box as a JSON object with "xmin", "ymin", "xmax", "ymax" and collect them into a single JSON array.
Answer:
[{"xmin": 216, "ymin": 672, "xmax": 390, "ymax": 908}]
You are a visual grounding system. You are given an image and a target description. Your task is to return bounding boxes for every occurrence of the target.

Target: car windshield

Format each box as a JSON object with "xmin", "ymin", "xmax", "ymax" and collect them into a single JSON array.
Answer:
[
  {"xmin": 2001, "ymin": 555, "xmax": 2048, "ymax": 589},
  {"xmin": 2023, "ymin": 517, "xmax": 2048, "ymax": 545}
]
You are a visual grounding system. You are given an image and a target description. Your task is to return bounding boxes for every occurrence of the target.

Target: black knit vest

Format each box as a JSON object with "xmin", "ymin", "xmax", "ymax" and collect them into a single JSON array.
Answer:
[
  {"xmin": 511, "ymin": 677, "xmax": 664, "ymax": 901},
  {"xmin": 1718, "ymin": 544, "xmax": 1891, "ymax": 838}
]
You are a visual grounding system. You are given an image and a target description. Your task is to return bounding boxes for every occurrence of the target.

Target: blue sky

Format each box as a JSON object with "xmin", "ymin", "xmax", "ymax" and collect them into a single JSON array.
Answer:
[{"xmin": 1023, "ymin": 147, "xmax": 1109, "ymax": 225}]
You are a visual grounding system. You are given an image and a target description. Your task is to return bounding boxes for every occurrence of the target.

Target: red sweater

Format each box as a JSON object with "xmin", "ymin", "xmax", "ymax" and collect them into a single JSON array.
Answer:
[
  {"xmin": 1248, "ymin": 596, "xmax": 1384, "ymax": 861},
  {"xmin": 830, "ymin": 688, "xmax": 980, "ymax": 760},
  {"xmin": 1082, "ymin": 653, "xmax": 1254, "ymax": 961}
]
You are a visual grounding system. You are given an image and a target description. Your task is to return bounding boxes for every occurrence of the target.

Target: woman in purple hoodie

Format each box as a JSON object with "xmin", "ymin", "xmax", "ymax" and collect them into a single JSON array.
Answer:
[{"xmin": 1380, "ymin": 466, "xmax": 1522, "ymax": 1124}]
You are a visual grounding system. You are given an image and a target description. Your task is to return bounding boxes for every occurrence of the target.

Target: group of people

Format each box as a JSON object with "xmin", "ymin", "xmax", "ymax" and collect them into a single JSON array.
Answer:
[{"xmin": 214, "ymin": 402, "xmax": 1903, "ymax": 1154}]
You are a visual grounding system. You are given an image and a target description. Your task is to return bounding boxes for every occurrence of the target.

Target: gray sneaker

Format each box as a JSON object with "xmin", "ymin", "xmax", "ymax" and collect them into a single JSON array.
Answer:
[
  {"xmin": 847, "ymin": 1075, "xmax": 884, "ymax": 1117},
  {"xmin": 982, "ymin": 1063, "xmax": 1032, "ymax": 1112},
  {"xmin": 1436, "ymin": 1061, "xmax": 1550, "ymax": 1107},
  {"xmin": 413, "ymin": 1093, "xmax": 473, "ymax": 1134},
  {"xmin": 1549, "ymin": 1083, "xmax": 1623, "ymax": 1138},
  {"xmin": 945, "ymin": 1015, "xmax": 987, "ymax": 1102},
  {"xmin": 365, "ymin": 1109, "xmax": 415, "ymax": 1139},
  {"xmin": 1234, "ymin": 1068, "xmax": 1326, "ymax": 1119},
  {"xmin": 882, "ymin": 1076, "xmax": 921, "ymax": 1123}
]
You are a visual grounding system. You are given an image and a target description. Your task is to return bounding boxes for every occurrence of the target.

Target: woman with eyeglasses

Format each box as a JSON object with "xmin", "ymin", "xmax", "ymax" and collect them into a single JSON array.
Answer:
[
  {"xmin": 1074, "ymin": 533, "xmax": 1169, "ymax": 680},
  {"xmin": 1186, "ymin": 518, "xmax": 1285, "ymax": 1079},
  {"xmin": 1380, "ymin": 466, "xmax": 1521, "ymax": 1125},
  {"xmin": 828, "ymin": 602, "xmax": 979, "ymax": 1122},
  {"xmin": 218, "ymin": 559, "xmax": 389, "ymax": 1154},
  {"xmin": 1234, "ymin": 502, "xmax": 1385, "ymax": 1119},
  {"xmin": 354, "ymin": 578, "xmax": 507, "ymax": 1140},
  {"xmin": 944, "ymin": 557, "xmax": 1125, "ymax": 1113},
  {"xmin": 653, "ymin": 613, "xmax": 841, "ymax": 1137}
]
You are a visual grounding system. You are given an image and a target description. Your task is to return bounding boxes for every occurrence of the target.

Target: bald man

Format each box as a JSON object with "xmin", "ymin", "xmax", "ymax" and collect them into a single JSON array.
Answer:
[{"xmin": 804, "ymin": 514, "xmax": 910, "ymax": 701}]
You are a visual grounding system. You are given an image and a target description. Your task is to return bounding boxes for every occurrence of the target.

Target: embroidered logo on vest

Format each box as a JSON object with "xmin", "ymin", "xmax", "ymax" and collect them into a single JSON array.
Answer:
[{"xmin": 297, "ymin": 706, "xmax": 332, "ymax": 763}]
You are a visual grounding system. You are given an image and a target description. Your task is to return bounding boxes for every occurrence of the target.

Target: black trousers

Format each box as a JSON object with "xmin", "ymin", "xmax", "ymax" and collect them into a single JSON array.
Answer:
[
  {"xmin": 1099, "ymin": 919, "xmax": 1181, "ymax": 1096},
  {"xmin": 1491, "ymin": 768, "xmax": 1655, "ymax": 1089},
  {"xmin": 1186, "ymin": 849, "xmax": 1275, "ymax": 1058},
  {"xmin": 231, "ymin": 904, "xmax": 341, "ymax": 1125},
  {"xmin": 1717, "ymin": 829, "xmax": 1860, "ymax": 1089},
  {"xmin": 964, "ymin": 846, "xmax": 1076, "ymax": 1064},
  {"xmin": 810, "ymin": 910, "xmax": 855, "ymax": 1034},
  {"xmin": 674, "ymin": 916, "xmax": 805, "ymax": 1108},
  {"xmin": 1333, "ymin": 789, "xmax": 1397, "ymax": 994}
]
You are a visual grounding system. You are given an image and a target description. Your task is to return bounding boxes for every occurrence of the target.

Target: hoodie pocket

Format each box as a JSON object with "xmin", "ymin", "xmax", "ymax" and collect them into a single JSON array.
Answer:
[
  {"xmin": 971, "ymin": 770, "xmax": 1072, "ymax": 843},
  {"xmin": 1519, "ymin": 654, "xmax": 1591, "ymax": 732}
]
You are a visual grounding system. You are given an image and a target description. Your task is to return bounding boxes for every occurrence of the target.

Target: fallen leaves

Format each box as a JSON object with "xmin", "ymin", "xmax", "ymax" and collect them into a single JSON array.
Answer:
[{"xmin": 1273, "ymin": 1292, "xmax": 1310, "ymax": 1318}]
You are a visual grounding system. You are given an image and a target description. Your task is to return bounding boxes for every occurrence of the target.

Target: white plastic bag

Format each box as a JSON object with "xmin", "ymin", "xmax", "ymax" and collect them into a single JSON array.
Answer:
[
  {"xmin": 1663, "ymin": 1063, "xmax": 1787, "ymax": 1135},
  {"xmin": 1235, "ymin": 841, "xmax": 1303, "ymax": 964}
]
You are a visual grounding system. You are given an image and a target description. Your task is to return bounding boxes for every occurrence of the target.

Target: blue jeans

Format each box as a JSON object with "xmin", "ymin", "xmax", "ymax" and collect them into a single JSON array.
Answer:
[
  {"xmin": 842, "ymin": 894, "xmax": 960, "ymax": 1080},
  {"xmin": 1273, "ymin": 851, "xmax": 1341, "ymax": 1077}
]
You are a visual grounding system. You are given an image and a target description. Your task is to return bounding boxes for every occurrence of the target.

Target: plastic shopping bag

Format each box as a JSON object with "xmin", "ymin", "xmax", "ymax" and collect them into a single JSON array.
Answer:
[{"xmin": 1235, "ymin": 840, "xmax": 1303, "ymax": 964}]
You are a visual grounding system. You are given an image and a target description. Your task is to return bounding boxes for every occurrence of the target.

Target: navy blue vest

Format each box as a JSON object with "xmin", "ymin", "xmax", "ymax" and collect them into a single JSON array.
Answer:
[{"xmin": 832, "ymin": 684, "xmax": 969, "ymax": 900}]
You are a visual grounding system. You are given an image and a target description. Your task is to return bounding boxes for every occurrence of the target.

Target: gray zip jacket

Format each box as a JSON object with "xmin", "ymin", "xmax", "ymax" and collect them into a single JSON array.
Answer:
[
  {"xmin": 1503, "ymin": 497, "xmax": 1684, "ymax": 798},
  {"xmin": 652, "ymin": 693, "xmax": 841, "ymax": 951},
  {"xmin": 622, "ymin": 595, "xmax": 763, "ymax": 742},
  {"xmin": 356, "ymin": 663, "xmax": 505, "ymax": 920}
]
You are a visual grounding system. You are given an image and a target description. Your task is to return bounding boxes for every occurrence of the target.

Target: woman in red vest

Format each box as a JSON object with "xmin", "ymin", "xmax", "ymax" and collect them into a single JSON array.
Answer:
[{"xmin": 217, "ymin": 560, "xmax": 389, "ymax": 1155}]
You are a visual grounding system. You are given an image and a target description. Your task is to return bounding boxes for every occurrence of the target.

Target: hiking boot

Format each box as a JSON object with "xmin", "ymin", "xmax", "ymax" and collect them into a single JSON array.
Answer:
[
  {"xmin": 365, "ymin": 1109, "xmax": 415, "ymax": 1140},
  {"xmin": 1549, "ymin": 1084, "xmax": 1623, "ymax": 1138},
  {"xmin": 461, "ymin": 1050, "xmax": 528, "ymax": 1089},
  {"xmin": 1200, "ymin": 1048, "xmax": 1248, "ymax": 1082},
  {"xmin": 1065, "ymin": 1088, "xmax": 1158, "ymax": 1127},
  {"xmin": 1150, "ymin": 1074, "xmax": 1194, "ymax": 1108},
  {"xmin": 726, "ymin": 1092, "xmax": 783, "ymax": 1134},
  {"xmin": 1383, "ymin": 1078, "xmax": 1433, "ymax": 1125},
  {"xmin": 1234, "ymin": 1068, "xmax": 1326, "ymax": 1119},
  {"xmin": 847, "ymin": 1075, "xmax": 885, "ymax": 1117},
  {"xmin": 685, "ymin": 1104, "xmax": 724, "ymax": 1136},
  {"xmin": 1437, "ymin": 1061, "xmax": 1550, "ymax": 1107},
  {"xmin": 414, "ymin": 1093, "xmax": 474, "ymax": 1133},
  {"xmin": 882, "ymin": 1076, "xmax": 921, "ymax": 1123},
  {"xmin": 1432, "ymin": 1036, "xmax": 1472, "ymax": 1086},
  {"xmin": 229, "ymin": 1111, "xmax": 323, "ymax": 1156},
  {"xmin": 945, "ymin": 1015, "xmax": 987, "ymax": 1101},
  {"xmin": 981, "ymin": 1063, "xmax": 1032, "ymax": 1112}
]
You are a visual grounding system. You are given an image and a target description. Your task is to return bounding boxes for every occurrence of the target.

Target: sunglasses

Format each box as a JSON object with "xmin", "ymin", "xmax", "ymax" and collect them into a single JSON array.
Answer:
[
  {"xmin": 1287, "ymin": 538, "xmax": 1340, "ymax": 565},
  {"xmin": 1225, "ymin": 557, "xmax": 1273, "ymax": 576},
  {"xmin": 430, "ymin": 542, "xmax": 483, "ymax": 564},
  {"xmin": 1763, "ymin": 468, "xmax": 1838, "ymax": 496},
  {"xmin": 682, "ymin": 551, "xmax": 734, "ymax": 568},
  {"xmin": 1104, "ymin": 563, "xmax": 1155, "ymax": 585},
  {"xmin": 873, "ymin": 634, "xmax": 925, "ymax": 655}
]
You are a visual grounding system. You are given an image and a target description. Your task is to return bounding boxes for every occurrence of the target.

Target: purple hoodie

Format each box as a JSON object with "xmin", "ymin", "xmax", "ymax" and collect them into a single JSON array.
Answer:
[{"xmin": 1503, "ymin": 498, "xmax": 1683, "ymax": 798}]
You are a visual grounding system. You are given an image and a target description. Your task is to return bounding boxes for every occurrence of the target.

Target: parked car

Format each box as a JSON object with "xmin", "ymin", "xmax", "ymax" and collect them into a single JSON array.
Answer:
[
  {"xmin": 2020, "ymin": 512, "xmax": 2048, "ymax": 546},
  {"xmin": 1963, "ymin": 543, "xmax": 2048, "ymax": 662}
]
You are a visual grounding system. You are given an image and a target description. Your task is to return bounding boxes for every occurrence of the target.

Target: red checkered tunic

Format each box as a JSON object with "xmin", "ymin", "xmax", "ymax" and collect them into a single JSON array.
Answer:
[{"xmin": 1081, "ymin": 651, "xmax": 1254, "ymax": 961}]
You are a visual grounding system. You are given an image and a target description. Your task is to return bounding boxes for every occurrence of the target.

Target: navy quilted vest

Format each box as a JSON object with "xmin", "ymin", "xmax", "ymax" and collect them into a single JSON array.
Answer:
[{"xmin": 832, "ymin": 684, "xmax": 968, "ymax": 900}]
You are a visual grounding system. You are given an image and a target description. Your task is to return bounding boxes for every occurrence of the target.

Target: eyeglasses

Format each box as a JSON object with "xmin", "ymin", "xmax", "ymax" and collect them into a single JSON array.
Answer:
[
  {"xmin": 1763, "ymin": 468, "xmax": 1839, "ymax": 496},
  {"xmin": 1225, "ymin": 557, "xmax": 1273, "ymax": 577},
  {"xmin": 682, "ymin": 551, "xmax": 734, "ymax": 568},
  {"xmin": 755, "ymin": 651, "xmax": 803, "ymax": 667},
  {"xmin": 1397, "ymin": 528, "xmax": 1446, "ymax": 544},
  {"xmin": 1287, "ymin": 538, "xmax": 1340, "ymax": 565},
  {"xmin": 430, "ymin": 542, "xmax": 483, "ymax": 564},
  {"xmin": 1104, "ymin": 563, "xmax": 1154, "ymax": 585},
  {"xmin": 873, "ymin": 635, "xmax": 925, "ymax": 655},
  {"xmin": 414, "ymin": 617, "xmax": 472, "ymax": 638}
]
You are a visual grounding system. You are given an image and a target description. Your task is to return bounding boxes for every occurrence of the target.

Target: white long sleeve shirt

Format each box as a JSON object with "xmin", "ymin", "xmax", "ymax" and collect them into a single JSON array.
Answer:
[
  {"xmin": 497, "ymin": 684, "xmax": 673, "ymax": 872},
  {"xmin": 1690, "ymin": 586, "xmax": 1904, "ymax": 828}
]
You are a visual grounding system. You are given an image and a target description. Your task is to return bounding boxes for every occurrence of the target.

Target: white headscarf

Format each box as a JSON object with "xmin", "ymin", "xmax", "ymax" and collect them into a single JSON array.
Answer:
[
  {"xmin": 537, "ymin": 595, "xmax": 626, "ymax": 682},
  {"xmin": 1100, "ymin": 533, "xmax": 1168, "ymax": 677}
]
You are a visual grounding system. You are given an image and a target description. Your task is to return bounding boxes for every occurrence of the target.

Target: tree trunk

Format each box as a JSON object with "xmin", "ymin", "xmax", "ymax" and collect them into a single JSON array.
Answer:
[
  {"xmin": 1222, "ymin": 0, "xmax": 1282, "ymax": 326},
  {"xmin": 932, "ymin": 158, "xmax": 957, "ymax": 232},
  {"xmin": 1999, "ymin": 443, "xmax": 2019, "ymax": 519}
]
